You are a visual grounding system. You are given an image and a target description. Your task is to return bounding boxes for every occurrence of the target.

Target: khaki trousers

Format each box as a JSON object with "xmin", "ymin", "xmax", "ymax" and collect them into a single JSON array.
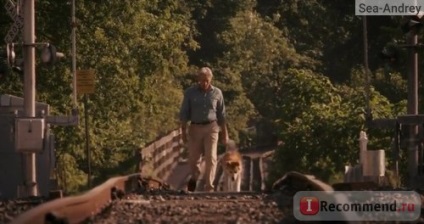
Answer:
[{"xmin": 188, "ymin": 121, "xmax": 219, "ymax": 191}]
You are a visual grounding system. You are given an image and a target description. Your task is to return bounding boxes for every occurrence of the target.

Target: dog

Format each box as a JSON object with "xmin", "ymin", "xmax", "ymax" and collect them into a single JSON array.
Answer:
[{"xmin": 220, "ymin": 140, "xmax": 243, "ymax": 192}]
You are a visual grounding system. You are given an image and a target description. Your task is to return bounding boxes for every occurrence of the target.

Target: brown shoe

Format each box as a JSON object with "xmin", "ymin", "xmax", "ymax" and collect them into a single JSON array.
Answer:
[
  {"xmin": 187, "ymin": 178, "xmax": 197, "ymax": 192},
  {"xmin": 204, "ymin": 185, "xmax": 215, "ymax": 192}
]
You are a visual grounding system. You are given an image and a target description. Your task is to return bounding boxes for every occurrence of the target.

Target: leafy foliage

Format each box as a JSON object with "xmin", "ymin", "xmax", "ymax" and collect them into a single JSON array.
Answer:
[
  {"xmin": 267, "ymin": 69, "xmax": 393, "ymax": 183},
  {"xmin": 0, "ymin": 0, "xmax": 414, "ymax": 192}
]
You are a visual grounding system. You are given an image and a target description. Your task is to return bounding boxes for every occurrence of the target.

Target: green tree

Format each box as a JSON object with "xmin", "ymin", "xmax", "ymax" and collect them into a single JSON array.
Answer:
[
  {"xmin": 267, "ymin": 69, "xmax": 394, "ymax": 184},
  {"xmin": 0, "ymin": 0, "xmax": 198, "ymax": 192},
  {"xmin": 256, "ymin": 0, "xmax": 403, "ymax": 83},
  {"xmin": 216, "ymin": 10, "xmax": 316, "ymax": 144}
]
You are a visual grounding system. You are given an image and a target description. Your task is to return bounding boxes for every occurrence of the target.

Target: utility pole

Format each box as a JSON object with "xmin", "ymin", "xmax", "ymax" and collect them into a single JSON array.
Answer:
[
  {"xmin": 3, "ymin": 0, "xmax": 77, "ymax": 198},
  {"xmin": 71, "ymin": 0, "xmax": 77, "ymax": 108},
  {"xmin": 407, "ymin": 30, "xmax": 419, "ymax": 186},
  {"xmin": 363, "ymin": 16, "xmax": 371, "ymax": 120},
  {"xmin": 23, "ymin": 0, "xmax": 37, "ymax": 196}
]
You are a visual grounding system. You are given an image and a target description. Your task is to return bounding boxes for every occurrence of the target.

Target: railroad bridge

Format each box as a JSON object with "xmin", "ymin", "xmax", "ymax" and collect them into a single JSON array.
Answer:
[
  {"xmin": 2, "ymin": 0, "xmax": 424, "ymax": 222},
  {"xmin": 136, "ymin": 128, "xmax": 275, "ymax": 193},
  {"xmin": 1, "ymin": 124, "xmax": 339, "ymax": 224},
  {"xmin": 2, "ymin": 96, "xmax": 424, "ymax": 223}
]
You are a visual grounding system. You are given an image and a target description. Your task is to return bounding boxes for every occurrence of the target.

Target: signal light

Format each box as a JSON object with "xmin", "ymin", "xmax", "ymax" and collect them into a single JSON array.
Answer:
[
  {"xmin": 6, "ymin": 43, "xmax": 15, "ymax": 66},
  {"xmin": 41, "ymin": 44, "xmax": 65, "ymax": 65},
  {"xmin": 379, "ymin": 44, "xmax": 399, "ymax": 64},
  {"xmin": 401, "ymin": 15, "xmax": 424, "ymax": 34}
]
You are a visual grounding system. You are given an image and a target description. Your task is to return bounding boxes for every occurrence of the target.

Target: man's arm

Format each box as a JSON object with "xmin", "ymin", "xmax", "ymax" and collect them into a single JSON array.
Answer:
[
  {"xmin": 219, "ymin": 122, "xmax": 228, "ymax": 145},
  {"xmin": 181, "ymin": 121, "xmax": 189, "ymax": 144},
  {"xmin": 216, "ymin": 90, "xmax": 228, "ymax": 145}
]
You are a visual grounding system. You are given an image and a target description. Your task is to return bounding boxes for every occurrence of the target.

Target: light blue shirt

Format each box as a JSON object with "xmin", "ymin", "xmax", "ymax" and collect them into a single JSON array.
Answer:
[{"xmin": 179, "ymin": 85, "xmax": 226, "ymax": 125}]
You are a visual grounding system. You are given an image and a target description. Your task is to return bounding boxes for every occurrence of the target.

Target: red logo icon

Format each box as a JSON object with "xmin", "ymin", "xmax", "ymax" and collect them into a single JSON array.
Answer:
[{"xmin": 300, "ymin": 196, "xmax": 319, "ymax": 215}]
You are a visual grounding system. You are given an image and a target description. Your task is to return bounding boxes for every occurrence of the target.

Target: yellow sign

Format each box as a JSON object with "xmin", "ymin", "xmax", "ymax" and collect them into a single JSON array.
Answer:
[{"xmin": 77, "ymin": 69, "xmax": 96, "ymax": 94}]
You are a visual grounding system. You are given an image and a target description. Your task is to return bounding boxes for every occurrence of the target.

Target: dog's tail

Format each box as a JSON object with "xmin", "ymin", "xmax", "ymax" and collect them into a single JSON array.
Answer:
[{"xmin": 225, "ymin": 139, "xmax": 238, "ymax": 152}]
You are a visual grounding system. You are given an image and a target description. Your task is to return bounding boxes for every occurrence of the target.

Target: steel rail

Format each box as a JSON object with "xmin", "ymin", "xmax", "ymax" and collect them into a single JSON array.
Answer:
[
  {"xmin": 11, "ymin": 169, "xmax": 355, "ymax": 224},
  {"xmin": 9, "ymin": 173, "xmax": 156, "ymax": 224}
]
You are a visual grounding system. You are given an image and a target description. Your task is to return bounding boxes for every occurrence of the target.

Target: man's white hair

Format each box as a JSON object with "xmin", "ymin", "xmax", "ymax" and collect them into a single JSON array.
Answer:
[{"xmin": 198, "ymin": 67, "xmax": 213, "ymax": 78}]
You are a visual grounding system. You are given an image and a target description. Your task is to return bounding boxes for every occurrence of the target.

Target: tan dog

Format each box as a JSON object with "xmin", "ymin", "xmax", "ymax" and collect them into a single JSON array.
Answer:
[{"xmin": 220, "ymin": 140, "xmax": 243, "ymax": 192}]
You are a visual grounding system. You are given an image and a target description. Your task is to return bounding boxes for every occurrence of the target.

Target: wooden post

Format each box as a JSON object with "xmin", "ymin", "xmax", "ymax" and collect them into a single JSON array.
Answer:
[
  {"xmin": 359, "ymin": 131, "xmax": 368, "ymax": 166},
  {"xmin": 359, "ymin": 131, "xmax": 368, "ymax": 182},
  {"xmin": 363, "ymin": 150, "xmax": 386, "ymax": 184}
]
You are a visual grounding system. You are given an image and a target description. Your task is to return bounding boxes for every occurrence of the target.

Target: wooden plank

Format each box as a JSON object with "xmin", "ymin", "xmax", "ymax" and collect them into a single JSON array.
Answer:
[
  {"xmin": 397, "ymin": 115, "xmax": 424, "ymax": 125},
  {"xmin": 154, "ymin": 151, "xmax": 180, "ymax": 177},
  {"xmin": 272, "ymin": 171, "xmax": 333, "ymax": 192},
  {"xmin": 367, "ymin": 115, "xmax": 424, "ymax": 129},
  {"xmin": 368, "ymin": 118, "xmax": 396, "ymax": 129},
  {"xmin": 154, "ymin": 133, "xmax": 174, "ymax": 149},
  {"xmin": 332, "ymin": 181, "xmax": 378, "ymax": 191}
]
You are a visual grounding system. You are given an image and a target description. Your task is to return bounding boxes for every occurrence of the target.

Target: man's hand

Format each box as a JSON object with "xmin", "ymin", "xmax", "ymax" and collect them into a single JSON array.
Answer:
[
  {"xmin": 221, "ymin": 136, "xmax": 228, "ymax": 146},
  {"xmin": 220, "ymin": 124, "xmax": 229, "ymax": 145},
  {"xmin": 181, "ymin": 123, "xmax": 188, "ymax": 144},
  {"xmin": 182, "ymin": 132, "xmax": 188, "ymax": 144}
]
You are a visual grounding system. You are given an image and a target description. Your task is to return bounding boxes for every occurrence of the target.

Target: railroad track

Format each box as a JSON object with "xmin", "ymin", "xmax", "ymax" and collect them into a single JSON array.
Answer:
[
  {"xmin": 7, "ymin": 171, "xmax": 340, "ymax": 224},
  {"xmin": 241, "ymin": 156, "xmax": 252, "ymax": 191},
  {"xmin": 251, "ymin": 157, "xmax": 263, "ymax": 191},
  {"xmin": 1, "ymin": 150, "xmax": 331, "ymax": 224},
  {"xmin": 0, "ymin": 197, "xmax": 45, "ymax": 223},
  {"xmin": 177, "ymin": 150, "xmax": 271, "ymax": 192},
  {"xmin": 92, "ymin": 191, "xmax": 285, "ymax": 224},
  {"xmin": 9, "ymin": 148, "xmax": 424, "ymax": 223},
  {"xmin": 239, "ymin": 156, "xmax": 263, "ymax": 192},
  {"xmin": 8, "ymin": 171, "xmax": 424, "ymax": 223}
]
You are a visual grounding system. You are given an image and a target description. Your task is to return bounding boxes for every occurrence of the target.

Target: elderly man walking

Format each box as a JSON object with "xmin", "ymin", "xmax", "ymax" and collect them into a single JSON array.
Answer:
[{"xmin": 179, "ymin": 67, "xmax": 228, "ymax": 192}]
